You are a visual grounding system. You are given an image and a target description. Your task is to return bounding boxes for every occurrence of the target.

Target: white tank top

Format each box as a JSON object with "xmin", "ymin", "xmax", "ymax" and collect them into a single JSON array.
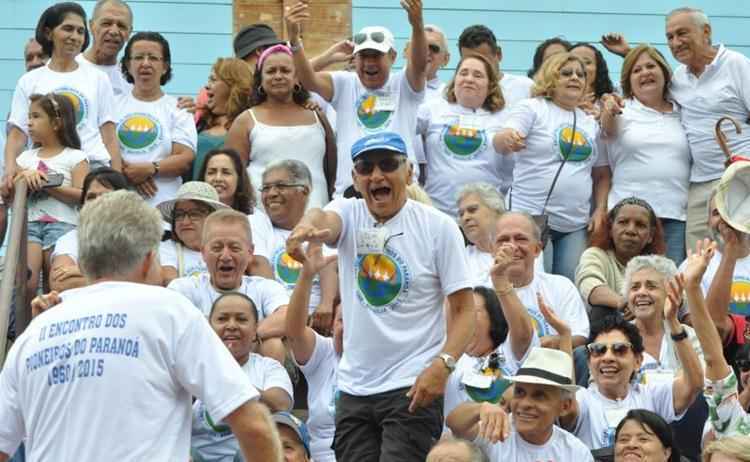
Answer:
[{"xmin": 247, "ymin": 108, "xmax": 328, "ymax": 209}]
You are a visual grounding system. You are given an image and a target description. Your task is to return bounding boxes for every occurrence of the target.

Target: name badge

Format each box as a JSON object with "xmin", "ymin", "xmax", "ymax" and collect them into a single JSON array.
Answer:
[
  {"xmin": 642, "ymin": 370, "xmax": 675, "ymax": 385},
  {"xmin": 604, "ymin": 408, "xmax": 628, "ymax": 428},
  {"xmin": 356, "ymin": 227, "xmax": 388, "ymax": 255},
  {"xmin": 462, "ymin": 371, "xmax": 493, "ymax": 389},
  {"xmin": 373, "ymin": 94, "xmax": 396, "ymax": 112}
]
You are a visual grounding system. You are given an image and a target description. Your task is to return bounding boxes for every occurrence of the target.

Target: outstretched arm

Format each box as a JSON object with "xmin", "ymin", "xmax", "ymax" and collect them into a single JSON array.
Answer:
[
  {"xmin": 285, "ymin": 1, "xmax": 335, "ymax": 101},
  {"xmin": 402, "ymin": 0, "xmax": 427, "ymax": 93},
  {"xmin": 491, "ymin": 243, "xmax": 534, "ymax": 360},
  {"xmin": 705, "ymin": 223, "xmax": 746, "ymax": 343}
]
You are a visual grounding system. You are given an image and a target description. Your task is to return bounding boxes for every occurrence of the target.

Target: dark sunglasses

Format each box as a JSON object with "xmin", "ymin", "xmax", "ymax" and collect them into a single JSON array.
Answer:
[
  {"xmin": 737, "ymin": 359, "xmax": 750, "ymax": 372},
  {"xmin": 586, "ymin": 342, "xmax": 633, "ymax": 358},
  {"xmin": 354, "ymin": 31, "xmax": 386, "ymax": 45},
  {"xmin": 428, "ymin": 43, "xmax": 441, "ymax": 54},
  {"xmin": 353, "ymin": 157, "xmax": 404, "ymax": 175}
]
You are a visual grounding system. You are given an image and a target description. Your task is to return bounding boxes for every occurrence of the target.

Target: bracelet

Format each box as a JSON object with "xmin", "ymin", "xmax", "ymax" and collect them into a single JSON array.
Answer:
[
  {"xmin": 290, "ymin": 40, "xmax": 303, "ymax": 53},
  {"xmin": 670, "ymin": 329, "xmax": 688, "ymax": 342},
  {"xmin": 494, "ymin": 284, "xmax": 514, "ymax": 296}
]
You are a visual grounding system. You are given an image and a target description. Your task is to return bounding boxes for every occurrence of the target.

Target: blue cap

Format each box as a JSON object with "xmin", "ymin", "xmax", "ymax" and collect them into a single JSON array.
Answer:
[
  {"xmin": 351, "ymin": 131, "xmax": 407, "ymax": 161},
  {"xmin": 272, "ymin": 412, "xmax": 311, "ymax": 456}
]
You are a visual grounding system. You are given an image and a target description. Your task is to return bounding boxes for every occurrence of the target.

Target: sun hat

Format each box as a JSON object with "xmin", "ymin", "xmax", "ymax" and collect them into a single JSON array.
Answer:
[
  {"xmin": 272, "ymin": 412, "xmax": 311, "ymax": 456},
  {"xmin": 155, "ymin": 181, "xmax": 229, "ymax": 222},
  {"xmin": 233, "ymin": 23, "xmax": 284, "ymax": 60},
  {"xmin": 507, "ymin": 347, "xmax": 580, "ymax": 392},
  {"xmin": 352, "ymin": 26, "xmax": 395, "ymax": 55},
  {"xmin": 351, "ymin": 131, "xmax": 407, "ymax": 161},
  {"xmin": 715, "ymin": 161, "xmax": 750, "ymax": 235}
]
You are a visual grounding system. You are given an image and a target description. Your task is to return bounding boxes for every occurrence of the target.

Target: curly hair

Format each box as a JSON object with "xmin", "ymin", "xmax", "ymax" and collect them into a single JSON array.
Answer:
[
  {"xmin": 589, "ymin": 197, "xmax": 666, "ymax": 256},
  {"xmin": 527, "ymin": 37, "xmax": 572, "ymax": 78},
  {"xmin": 445, "ymin": 54, "xmax": 505, "ymax": 112},
  {"xmin": 250, "ymin": 51, "xmax": 309, "ymax": 107},
  {"xmin": 570, "ymin": 43, "xmax": 614, "ymax": 99},
  {"xmin": 201, "ymin": 58, "xmax": 253, "ymax": 131},
  {"xmin": 588, "ymin": 315, "xmax": 645, "ymax": 356},
  {"xmin": 531, "ymin": 52, "xmax": 587, "ymax": 99}
]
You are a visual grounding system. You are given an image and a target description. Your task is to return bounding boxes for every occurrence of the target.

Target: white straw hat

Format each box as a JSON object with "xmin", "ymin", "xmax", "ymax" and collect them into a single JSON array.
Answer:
[
  {"xmin": 508, "ymin": 347, "xmax": 580, "ymax": 392},
  {"xmin": 715, "ymin": 161, "xmax": 750, "ymax": 234},
  {"xmin": 156, "ymin": 181, "xmax": 229, "ymax": 222}
]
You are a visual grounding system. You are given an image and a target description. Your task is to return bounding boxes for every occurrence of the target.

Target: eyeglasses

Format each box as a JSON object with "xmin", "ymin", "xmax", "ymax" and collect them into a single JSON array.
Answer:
[
  {"xmin": 174, "ymin": 209, "xmax": 210, "ymax": 222},
  {"xmin": 586, "ymin": 342, "xmax": 633, "ymax": 358},
  {"xmin": 737, "ymin": 359, "xmax": 750, "ymax": 372},
  {"xmin": 428, "ymin": 44, "xmax": 441, "ymax": 54},
  {"xmin": 353, "ymin": 157, "xmax": 405, "ymax": 175},
  {"xmin": 131, "ymin": 54, "xmax": 163, "ymax": 63},
  {"xmin": 259, "ymin": 182, "xmax": 305, "ymax": 194},
  {"xmin": 353, "ymin": 31, "xmax": 386, "ymax": 45}
]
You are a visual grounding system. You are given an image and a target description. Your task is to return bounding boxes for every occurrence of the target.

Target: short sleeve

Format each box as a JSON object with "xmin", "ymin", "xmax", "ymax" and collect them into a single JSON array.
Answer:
[
  {"xmin": 0, "ymin": 346, "xmax": 26, "ymax": 456},
  {"xmin": 258, "ymin": 357, "xmax": 294, "ymax": 410},
  {"xmin": 248, "ymin": 212, "xmax": 274, "ymax": 261},
  {"xmin": 433, "ymin": 214, "xmax": 473, "ymax": 296},
  {"xmin": 397, "ymin": 70, "xmax": 424, "ymax": 103},
  {"xmin": 257, "ymin": 279, "xmax": 290, "ymax": 318},
  {"xmin": 172, "ymin": 107, "xmax": 198, "ymax": 152},
  {"xmin": 297, "ymin": 332, "xmax": 335, "ymax": 371},
  {"xmin": 323, "ymin": 198, "xmax": 351, "ymax": 249},
  {"xmin": 572, "ymin": 388, "xmax": 592, "ymax": 435},
  {"xmin": 500, "ymin": 330, "xmax": 541, "ymax": 373},
  {"xmin": 552, "ymin": 277, "xmax": 590, "ymax": 339},
  {"xmin": 167, "ymin": 277, "xmax": 197, "ymax": 306},
  {"xmin": 8, "ymin": 76, "xmax": 33, "ymax": 135},
  {"xmin": 95, "ymin": 73, "xmax": 116, "ymax": 126},
  {"xmin": 502, "ymin": 99, "xmax": 537, "ymax": 136},
  {"xmin": 173, "ymin": 307, "xmax": 259, "ymax": 422},
  {"xmin": 575, "ymin": 247, "xmax": 612, "ymax": 303}
]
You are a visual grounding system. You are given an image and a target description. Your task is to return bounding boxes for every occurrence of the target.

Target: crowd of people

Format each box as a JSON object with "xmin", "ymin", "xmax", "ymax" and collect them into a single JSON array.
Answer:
[{"xmin": 1, "ymin": 0, "xmax": 750, "ymax": 461}]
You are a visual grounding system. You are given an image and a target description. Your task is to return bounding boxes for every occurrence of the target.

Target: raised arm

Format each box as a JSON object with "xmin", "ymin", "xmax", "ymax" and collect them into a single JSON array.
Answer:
[
  {"xmin": 705, "ymin": 223, "xmax": 746, "ymax": 343},
  {"xmin": 402, "ymin": 0, "xmax": 427, "ymax": 93},
  {"xmin": 285, "ymin": 1, "xmax": 335, "ymax": 101},
  {"xmin": 600, "ymin": 33, "xmax": 632, "ymax": 58},
  {"xmin": 491, "ymin": 243, "xmax": 534, "ymax": 360},
  {"xmin": 446, "ymin": 401, "xmax": 510, "ymax": 443}
]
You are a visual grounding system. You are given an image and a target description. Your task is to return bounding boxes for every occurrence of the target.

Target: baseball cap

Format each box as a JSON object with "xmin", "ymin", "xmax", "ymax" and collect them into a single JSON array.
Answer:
[
  {"xmin": 233, "ymin": 24, "xmax": 284, "ymax": 60},
  {"xmin": 352, "ymin": 26, "xmax": 395, "ymax": 55},
  {"xmin": 272, "ymin": 412, "xmax": 311, "ymax": 456},
  {"xmin": 350, "ymin": 132, "xmax": 407, "ymax": 161}
]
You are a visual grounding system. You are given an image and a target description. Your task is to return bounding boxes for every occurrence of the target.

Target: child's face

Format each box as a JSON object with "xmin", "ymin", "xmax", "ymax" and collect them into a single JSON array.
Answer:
[{"xmin": 27, "ymin": 100, "xmax": 57, "ymax": 145}]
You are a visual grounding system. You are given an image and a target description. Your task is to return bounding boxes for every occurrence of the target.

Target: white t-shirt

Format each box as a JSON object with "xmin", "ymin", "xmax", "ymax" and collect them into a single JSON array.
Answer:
[
  {"xmin": 191, "ymin": 352, "xmax": 293, "ymax": 462},
  {"xmin": 573, "ymin": 382, "xmax": 681, "ymax": 449},
  {"xmin": 51, "ymin": 229, "xmax": 78, "ymax": 262},
  {"xmin": 0, "ymin": 281, "xmax": 257, "ymax": 460},
  {"xmin": 476, "ymin": 423, "xmax": 594, "ymax": 462},
  {"xmin": 167, "ymin": 272, "xmax": 289, "ymax": 320},
  {"xmin": 75, "ymin": 54, "xmax": 132, "ymax": 97},
  {"xmin": 670, "ymin": 45, "xmax": 750, "ymax": 182},
  {"xmin": 296, "ymin": 332, "xmax": 338, "ymax": 462},
  {"xmin": 413, "ymin": 76, "xmax": 445, "ymax": 164},
  {"xmin": 503, "ymin": 97, "xmax": 603, "ymax": 232},
  {"xmin": 115, "ymin": 92, "xmax": 197, "ymax": 206},
  {"xmin": 9, "ymin": 63, "xmax": 115, "ymax": 164},
  {"xmin": 326, "ymin": 198, "xmax": 472, "ymax": 395},
  {"xmin": 638, "ymin": 322, "xmax": 704, "ymax": 377},
  {"xmin": 500, "ymin": 73, "xmax": 533, "ymax": 107},
  {"xmin": 248, "ymin": 211, "xmax": 274, "ymax": 262},
  {"xmin": 464, "ymin": 245, "xmax": 545, "ymax": 288},
  {"xmin": 605, "ymin": 98, "xmax": 690, "ymax": 220},
  {"xmin": 329, "ymin": 70, "xmax": 424, "ymax": 194},
  {"xmin": 417, "ymin": 99, "xmax": 507, "ymax": 216},
  {"xmin": 513, "ymin": 272, "xmax": 590, "ymax": 339},
  {"xmin": 697, "ymin": 249, "xmax": 750, "ymax": 317},
  {"xmin": 159, "ymin": 240, "xmax": 206, "ymax": 278},
  {"xmin": 444, "ymin": 334, "xmax": 539, "ymax": 419},
  {"xmin": 17, "ymin": 147, "xmax": 87, "ymax": 225}
]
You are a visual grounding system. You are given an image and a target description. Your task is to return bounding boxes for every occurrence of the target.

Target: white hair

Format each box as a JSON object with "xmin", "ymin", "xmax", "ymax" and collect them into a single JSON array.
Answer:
[
  {"xmin": 621, "ymin": 255, "xmax": 678, "ymax": 299},
  {"xmin": 424, "ymin": 24, "xmax": 449, "ymax": 52},
  {"xmin": 78, "ymin": 190, "xmax": 162, "ymax": 280},
  {"xmin": 263, "ymin": 159, "xmax": 312, "ymax": 189},
  {"xmin": 667, "ymin": 7, "xmax": 710, "ymax": 28},
  {"xmin": 92, "ymin": 0, "xmax": 134, "ymax": 25},
  {"xmin": 456, "ymin": 182, "xmax": 505, "ymax": 215}
]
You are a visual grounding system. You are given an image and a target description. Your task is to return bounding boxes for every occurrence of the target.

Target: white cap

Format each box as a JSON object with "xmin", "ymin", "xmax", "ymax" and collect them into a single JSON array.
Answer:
[{"xmin": 353, "ymin": 26, "xmax": 395, "ymax": 54}]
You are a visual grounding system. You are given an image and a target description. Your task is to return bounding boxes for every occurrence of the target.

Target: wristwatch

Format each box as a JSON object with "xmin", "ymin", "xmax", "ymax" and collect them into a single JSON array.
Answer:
[
  {"xmin": 437, "ymin": 353, "xmax": 456, "ymax": 373},
  {"xmin": 670, "ymin": 329, "xmax": 688, "ymax": 342},
  {"xmin": 290, "ymin": 40, "xmax": 304, "ymax": 53},
  {"xmin": 152, "ymin": 161, "xmax": 160, "ymax": 176}
]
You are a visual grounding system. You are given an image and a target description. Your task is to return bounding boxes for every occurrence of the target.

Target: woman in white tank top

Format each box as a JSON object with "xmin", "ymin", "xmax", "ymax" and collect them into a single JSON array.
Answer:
[{"xmin": 226, "ymin": 44, "xmax": 335, "ymax": 210}]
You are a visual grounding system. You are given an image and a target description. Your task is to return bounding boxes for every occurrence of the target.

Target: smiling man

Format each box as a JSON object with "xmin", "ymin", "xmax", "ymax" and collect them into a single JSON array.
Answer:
[{"xmin": 285, "ymin": 131, "xmax": 475, "ymax": 461}]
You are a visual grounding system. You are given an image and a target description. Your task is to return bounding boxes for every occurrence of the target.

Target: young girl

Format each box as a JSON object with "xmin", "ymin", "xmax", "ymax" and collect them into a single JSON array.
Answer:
[{"xmin": 13, "ymin": 93, "xmax": 88, "ymax": 301}]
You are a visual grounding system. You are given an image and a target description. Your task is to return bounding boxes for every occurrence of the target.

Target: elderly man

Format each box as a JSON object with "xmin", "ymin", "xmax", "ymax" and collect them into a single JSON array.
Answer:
[
  {"xmin": 425, "ymin": 438, "xmax": 488, "ymax": 462},
  {"xmin": 405, "ymin": 24, "xmax": 451, "ymax": 101},
  {"xmin": 0, "ymin": 191, "xmax": 282, "ymax": 462},
  {"xmin": 492, "ymin": 212, "xmax": 589, "ymax": 348},
  {"xmin": 285, "ymin": 0, "xmax": 427, "ymax": 195},
  {"xmin": 286, "ymin": 131, "xmax": 475, "ymax": 461},
  {"xmin": 447, "ymin": 348, "xmax": 593, "ymax": 461},
  {"xmin": 261, "ymin": 160, "xmax": 338, "ymax": 334},
  {"xmin": 23, "ymin": 39, "xmax": 47, "ymax": 72},
  {"xmin": 167, "ymin": 209, "xmax": 289, "ymax": 362}
]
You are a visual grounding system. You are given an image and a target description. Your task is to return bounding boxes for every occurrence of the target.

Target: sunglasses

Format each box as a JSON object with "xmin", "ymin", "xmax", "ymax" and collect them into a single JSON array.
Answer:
[
  {"xmin": 737, "ymin": 359, "xmax": 750, "ymax": 372},
  {"xmin": 428, "ymin": 44, "xmax": 441, "ymax": 54},
  {"xmin": 586, "ymin": 342, "xmax": 633, "ymax": 358},
  {"xmin": 354, "ymin": 31, "xmax": 386, "ymax": 45},
  {"xmin": 353, "ymin": 157, "xmax": 404, "ymax": 175}
]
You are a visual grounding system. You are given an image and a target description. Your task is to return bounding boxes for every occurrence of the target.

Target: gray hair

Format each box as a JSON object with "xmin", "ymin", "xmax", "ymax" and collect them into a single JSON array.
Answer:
[
  {"xmin": 92, "ymin": 0, "xmax": 134, "ymax": 26},
  {"xmin": 262, "ymin": 159, "xmax": 312, "ymax": 189},
  {"xmin": 621, "ymin": 255, "xmax": 678, "ymax": 299},
  {"xmin": 666, "ymin": 7, "xmax": 710, "ymax": 29},
  {"xmin": 427, "ymin": 437, "xmax": 488, "ymax": 462},
  {"xmin": 456, "ymin": 182, "xmax": 505, "ymax": 215},
  {"xmin": 78, "ymin": 190, "xmax": 162, "ymax": 280},
  {"xmin": 202, "ymin": 209, "xmax": 253, "ymax": 246},
  {"xmin": 424, "ymin": 24, "xmax": 449, "ymax": 52},
  {"xmin": 497, "ymin": 211, "xmax": 542, "ymax": 243}
]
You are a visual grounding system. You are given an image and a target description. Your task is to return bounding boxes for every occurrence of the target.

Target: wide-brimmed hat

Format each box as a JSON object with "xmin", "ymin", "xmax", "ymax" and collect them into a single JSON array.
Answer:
[
  {"xmin": 272, "ymin": 412, "xmax": 311, "ymax": 456},
  {"xmin": 508, "ymin": 347, "xmax": 580, "ymax": 392},
  {"xmin": 233, "ymin": 23, "xmax": 284, "ymax": 60},
  {"xmin": 715, "ymin": 161, "xmax": 750, "ymax": 234},
  {"xmin": 155, "ymin": 181, "xmax": 229, "ymax": 222}
]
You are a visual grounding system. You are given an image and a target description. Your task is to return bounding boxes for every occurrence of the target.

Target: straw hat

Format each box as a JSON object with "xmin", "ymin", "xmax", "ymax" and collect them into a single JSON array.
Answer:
[
  {"xmin": 508, "ymin": 347, "xmax": 580, "ymax": 392},
  {"xmin": 155, "ymin": 181, "xmax": 229, "ymax": 222},
  {"xmin": 715, "ymin": 161, "xmax": 750, "ymax": 234}
]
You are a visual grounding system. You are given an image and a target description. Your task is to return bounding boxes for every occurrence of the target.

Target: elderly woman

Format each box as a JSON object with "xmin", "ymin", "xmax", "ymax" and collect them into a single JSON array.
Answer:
[
  {"xmin": 261, "ymin": 159, "xmax": 337, "ymax": 333},
  {"xmin": 226, "ymin": 44, "xmax": 336, "ymax": 208},
  {"xmin": 191, "ymin": 292, "xmax": 293, "ymax": 461},
  {"xmin": 576, "ymin": 197, "xmax": 666, "ymax": 322},
  {"xmin": 157, "ymin": 181, "xmax": 228, "ymax": 284},
  {"xmin": 190, "ymin": 58, "xmax": 253, "ymax": 181},
  {"xmin": 116, "ymin": 32, "xmax": 196, "ymax": 206},
  {"xmin": 49, "ymin": 168, "xmax": 129, "ymax": 292},
  {"xmin": 495, "ymin": 52, "xmax": 610, "ymax": 281},
  {"xmin": 613, "ymin": 410, "xmax": 681, "ymax": 462},
  {"xmin": 600, "ymin": 45, "xmax": 690, "ymax": 264},
  {"xmin": 416, "ymin": 54, "xmax": 508, "ymax": 215},
  {"xmin": 4, "ymin": 2, "xmax": 121, "ymax": 181},
  {"xmin": 199, "ymin": 148, "xmax": 274, "ymax": 278}
]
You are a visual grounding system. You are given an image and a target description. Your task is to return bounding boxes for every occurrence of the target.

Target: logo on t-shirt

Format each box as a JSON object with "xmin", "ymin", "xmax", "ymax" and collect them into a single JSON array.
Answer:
[
  {"xmin": 117, "ymin": 113, "xmax": 162, "ymax": 154},
  {"xmin": 356, "ymin": 94, "xmax": 394, "ymax": 132},
  {"xmin": 526, "ymin": 307, "xmax": 551, "ymax": 337},
  {"xmin": 555, "ymin": 124, "xmax": 593, "ymax": 162},
  {"xmin": 441, "ymin": 124, "xmax": 487, "ymax": 159},
  {"xmin": 355, "ymin": 249, "xmax": 410, "ymax": 312},
  {"xmin": 729, "ymin": 278, "xmax": 750, "ymax": 316},
  {"xmin": 55, "ymin": 87, "xmax": 88, "ymax": 127},
  {"xmin": 465, "ymin": 370, "xmax": 512, "ymax": 404},
  {"xmin": 272, "ymin": 246, "xmax": 303, "ymax": 287}
]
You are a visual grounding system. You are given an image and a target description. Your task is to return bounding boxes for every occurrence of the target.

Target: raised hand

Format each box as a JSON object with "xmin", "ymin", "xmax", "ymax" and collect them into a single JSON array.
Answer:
[
  {"xmin": 664, "ymin": 275, "xmax": 684, "ymax": 322},
  {"xmin": 717, "ymin": 220, "xmax": 746, "ymax": 259},
  {"xmin": 538, "ymin": 293, "xmax": 571, "ymax": 337},
  {"xmin": 400, "ymin": 0, "xmax": 424, "ymax": 27},
  {"xmin": 324, "ymin": 40, "xmax": 354, "ymax": 65},
  {"xmin": 286, "ymin": 224, "xmax": 331, "ymax": 263},
  {"xmin": 284, "ymin": 1, "xmax": 310, "ymax": 44},
  {"xmin": 683, "ymin": 238, "xmax": 717, "ymax": 286},
  {"xmin": 600, "ymin": 33, "xmax": 631, "ymax": 57},
  {"xmin": 299, "ymin": 241, "xmax": 337, "ymax": 278},
  {"xmin": 490, "ymin": 243, "xmax": 515, "ymax": 285},
  {"xmin": 477, "ymin": 402, "xmax": 511, "ymax": 443}
]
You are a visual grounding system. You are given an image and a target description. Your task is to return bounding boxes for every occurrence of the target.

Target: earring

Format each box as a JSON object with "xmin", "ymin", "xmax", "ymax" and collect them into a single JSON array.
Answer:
[
  {"xmin": 257, "ymin": 86, "xmax": 266, "ymax": 96},
  {"xmin": 293, "ymin": 83, "xmax": 302, "ymax": 93}
]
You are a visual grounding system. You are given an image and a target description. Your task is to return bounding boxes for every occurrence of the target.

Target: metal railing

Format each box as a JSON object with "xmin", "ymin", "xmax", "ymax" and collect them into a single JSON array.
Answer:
[{"xmin": 0, "ymin": 179, "xmax": 29, "ymax": 367}]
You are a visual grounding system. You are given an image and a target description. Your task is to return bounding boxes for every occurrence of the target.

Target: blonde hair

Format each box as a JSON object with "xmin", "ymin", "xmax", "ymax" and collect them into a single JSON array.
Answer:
[
  {"xmin": 531, "ymin": 52, "xmax": 587, "ymax": 99},
  {"xmin": 620, "ymin": 44, "xmax": 672, "ymax": 99},
  {"xmin": 703, "ymin": 435, "xmax": 750, "ymax": 462},
  {"xmin": 202, "ymin": 208, "xmax": 253, "ymax": 246},
  {"xmin": 445, "ymin": 54, "xmax": 505, "ymax": 112},
  {"xmin": 406, "ymin": 184, "xmax": 433, "ymax": 206},
  {"xmin": 210, "ymin": 57, "xmax": 253, "ymax": 127}
]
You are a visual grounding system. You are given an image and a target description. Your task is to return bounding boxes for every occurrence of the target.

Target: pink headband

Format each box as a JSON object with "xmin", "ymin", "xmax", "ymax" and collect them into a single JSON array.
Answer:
[{"xmin": 257, "ymin": 44, "xmax": 292, "ymax": 70}]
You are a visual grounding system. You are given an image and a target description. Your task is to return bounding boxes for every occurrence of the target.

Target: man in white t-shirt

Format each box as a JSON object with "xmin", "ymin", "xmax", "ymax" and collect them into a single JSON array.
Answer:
[
  {"xmin": 0, "ymin": 190, "xmax": 282, "ymax": 462},
  {"xmin": 286, "ymin": 131, "xmax": 476, "ymax": 461},
  {"xmin": 493, "ymin": 212, "xmax": 590, "ymax": 348},
  {"xmin": 447, "ymin": 348, "xmax": 593, "ymax": 462},
  {"xmin": 285, "ymin": 0, "xmax": 427, "ymax": 195},
  {"xmin": 167, "ymin": 208, "xmax": 290, "ymax": 363}
]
